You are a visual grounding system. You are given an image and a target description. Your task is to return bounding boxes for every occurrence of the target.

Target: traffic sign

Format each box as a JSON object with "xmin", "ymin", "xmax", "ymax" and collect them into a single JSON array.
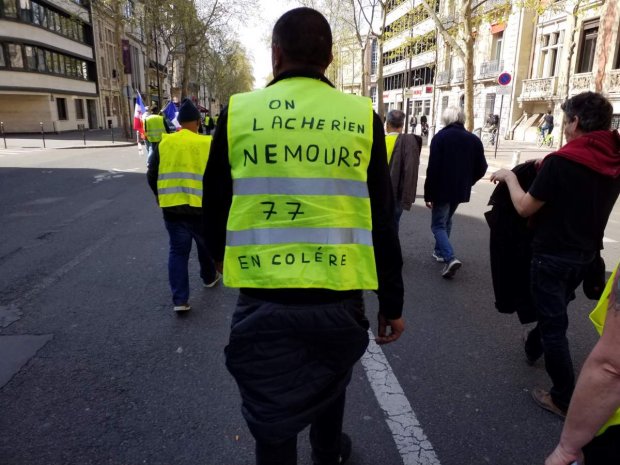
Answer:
[{"xmin": 498, "ymin": 72, "xmax": 512, "ymax": 86}]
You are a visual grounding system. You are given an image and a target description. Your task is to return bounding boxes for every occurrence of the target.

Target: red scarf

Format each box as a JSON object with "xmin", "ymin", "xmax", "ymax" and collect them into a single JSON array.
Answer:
[{"xmin": 544, "ymin": 130, "xmax": 620, "ymax": 177}]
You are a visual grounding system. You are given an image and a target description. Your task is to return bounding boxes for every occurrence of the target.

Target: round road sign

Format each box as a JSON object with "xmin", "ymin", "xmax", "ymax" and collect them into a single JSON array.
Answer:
[{"xmin": 498, "ymin": 72, "xmax": 512, "ymax": 86}]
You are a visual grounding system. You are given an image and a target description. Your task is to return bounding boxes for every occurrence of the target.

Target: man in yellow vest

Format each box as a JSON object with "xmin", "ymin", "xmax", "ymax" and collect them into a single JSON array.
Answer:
[
  {"xmin": 385, "ymin": 109, "xmax": 421, "ymax": 229},
  {"xmin": 144, "ymin": 104, "xmax": 168, "ymax": 163},
  {"xmin": 203, "ymin": 7, "xmax": 404, "ymax": 465},
  {"xmin": 147, "ymin": 99, "xmax": 221, "ymax": 313},
  {"xmin": 546, "ymin": 265, "xmax": 620, "ymax": 465}
]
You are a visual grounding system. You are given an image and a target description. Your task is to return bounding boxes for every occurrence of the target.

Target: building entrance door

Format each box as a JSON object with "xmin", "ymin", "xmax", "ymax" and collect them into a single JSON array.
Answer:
[{"xmin": 87, "ymin": 99, "xmax": 98, "ymax": 129}]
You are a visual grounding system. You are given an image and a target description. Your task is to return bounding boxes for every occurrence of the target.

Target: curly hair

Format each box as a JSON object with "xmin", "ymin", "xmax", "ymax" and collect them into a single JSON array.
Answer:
[{"xmin": 561, "ymin": 92, "xmax": 613, "ymax": 133}]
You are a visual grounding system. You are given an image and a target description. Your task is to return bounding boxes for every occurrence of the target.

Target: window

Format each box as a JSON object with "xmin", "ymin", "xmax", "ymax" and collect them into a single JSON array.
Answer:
[
  {"xmin": 441, "ymin": 96, "xmax": 449, "ymax": 116},
  {"xmin": 614, "ymin": 32, "xmax": 620, "ymax": 69},
  {"xmin": 75, "ymin": 99, "xmax": 84, "ymax": 119},
  {"xmin": 8, "ymin": 44, "xmax": 23, "ymax": 68},
  {"xmin": 485, "ymin": 93, "xmax": 496, "ymax": 117},
  {"xmin": 370, "ymin": 86, "xmax": 377, "ymax": 105},
  {"xmin": 537, "ymin": 30, "xmax": 564, "ymax": 77},
  {"xmin": 371, "ymin": 39, "xmax": 378, "ymax": 76},
  {"xmin": 612, "ymin": 115, "xmax": 620, "ymax": 130},
  {"xmin": 2, "ymin": 0, "xmax": 17, "ymax": 17},
  {"xmin": 56, "ymin": 98, "xmax": 67, "ymax": 120},
  {"xmin": 577, "ymin": 21, "xmax": 598, "ymax": 73},
  {"xmin": 105, "ymin": 96, "xmax": 111, "ymax": 117},
  {"xmin": 492, "ymin": 32, "xmax": 504, "ymax": 62},
  {"xmin": 25, "ymin": 45, "xmax": 36, "ymax": 69},
  {"xmin": 0, "ymin": 45, "xmax": 6, "ymax": 67},
  {"xmin": 19, "ymin": 0, "xmax": 31, "ymax": 21}
]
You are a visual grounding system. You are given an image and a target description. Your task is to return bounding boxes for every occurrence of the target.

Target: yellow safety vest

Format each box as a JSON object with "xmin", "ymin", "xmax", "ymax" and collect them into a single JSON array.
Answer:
[
  {"xmin": 205, "ymin": 115, "xmax": 212, "ymax": 126},
  {"xmin": 589, "ymin": 263, "xmax": 620, "ymax": 435},
  {"xmin": 145, "ymin": 115, "xmax": 166, "ymax": 143},
  {"xmin": 385, "ymin": 134, "xmax": 398, "ymax": 165},
  {"xmin": 225, "ymin": 76, "xmax": 377, "ymax": 290},
  {"xmin": 157, "ymin": 130, "xmax": 211, "ymax": 208}
]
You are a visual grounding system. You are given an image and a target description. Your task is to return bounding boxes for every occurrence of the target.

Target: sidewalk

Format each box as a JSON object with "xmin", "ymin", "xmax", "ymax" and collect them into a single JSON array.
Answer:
[{"xmin": 0, "ymin": 128, "xmax": 137, "ymax": 150}]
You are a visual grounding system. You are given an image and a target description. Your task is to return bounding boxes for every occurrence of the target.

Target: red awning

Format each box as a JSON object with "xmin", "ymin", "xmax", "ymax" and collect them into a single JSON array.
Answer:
[{"xmin": 491, "ymin": 23, "xmax": 506, "ymax": 34}]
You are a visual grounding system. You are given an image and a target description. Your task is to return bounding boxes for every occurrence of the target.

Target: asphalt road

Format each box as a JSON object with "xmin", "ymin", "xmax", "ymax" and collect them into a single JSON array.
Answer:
[{"xmin": 1, "ymin": 145, "xmax": 619, "ymax": 465}]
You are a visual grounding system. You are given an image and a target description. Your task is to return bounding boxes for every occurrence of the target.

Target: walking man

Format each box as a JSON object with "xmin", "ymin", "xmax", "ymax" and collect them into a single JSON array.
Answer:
[
  {"xmin": 147, "ymin": 99, "xmax": 220, "ymax": 313},
  {"xmin": 491, "ymin": 92, "xmax": 620, "ymax": 418},
  {"xmin": 144, "ymin": 104, "xmax": 168, "ymax": 163},
  {"xmin": 424, "ymin": 106, "xmax": 487, "ymax": 278},
  {"xmin": 203, "ymin": 8, "xmax": 404, "ymax": 464},
  {"xmin": 385, "ymin": 109, "xmax": 422, "ymax": 228}
]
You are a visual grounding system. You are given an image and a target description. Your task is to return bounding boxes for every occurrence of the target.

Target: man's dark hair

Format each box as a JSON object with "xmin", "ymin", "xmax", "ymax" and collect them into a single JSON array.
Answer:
[
  {"xmin": 272, "ymin": 7, "xmax": 332, "ymax": 69},
  {"xmin": 150, "ymin": 104, "xmax": 158, "ymax": 113},
  {"xmin": 386, "ymin": 110, "xmax": 405, "ymax": 129},
  {"xmin": 561, "ymin": 92, "xmax": 613, "ymax": 133}
]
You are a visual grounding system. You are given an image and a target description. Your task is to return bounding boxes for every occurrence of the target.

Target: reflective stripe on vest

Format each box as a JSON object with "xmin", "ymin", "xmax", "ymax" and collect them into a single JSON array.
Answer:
[
  {"xmin": 225, "ymin": 77, "xmax": 377, "ymax": 290},
  {"xmin": 385, "ymin": 134, "xmax": 398, "ymax": 164},
  {"xmin": 145, "ymin": 115, "xmax": 166, "ymax": 143},
  {"xmin": 157, "ymin": 130, "xmax": 211, "ymax": 208},
  {"xmin": 589, "ymin": 263, "xmax": 620, "ymax": 435}
]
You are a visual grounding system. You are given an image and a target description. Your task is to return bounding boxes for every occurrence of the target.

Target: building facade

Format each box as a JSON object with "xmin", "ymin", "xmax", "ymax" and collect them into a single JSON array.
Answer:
[
  {"xmin": 376, "ymin": 0, "xmax": 438, "ymax": 130},
  {"xmin": 0, "ymin": 0, "xmax": 99, "ymax": 133}
]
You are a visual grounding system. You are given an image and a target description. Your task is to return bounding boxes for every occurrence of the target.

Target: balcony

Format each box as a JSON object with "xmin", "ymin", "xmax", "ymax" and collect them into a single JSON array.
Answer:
[
  {"xmin": 452, "ymin": 68, "xmax": 464, "ymax": 84},
  {"xmin": 520, "ymin": 77, "xmax": 558, "ymax": 101},
  {"xmin": 570, "ymin": 72, "xmax": 594, "ymax": 94},
  {"xmin": 606, "ymin": 69, "xmax": 620, "ymax": 94},
  {"xmin": 436, "ymin": 71, "xmax": 450, "ymax": 86},
  {"xmin": 478, "ymin": 60, "xmax": 503, "ymax": 80}
]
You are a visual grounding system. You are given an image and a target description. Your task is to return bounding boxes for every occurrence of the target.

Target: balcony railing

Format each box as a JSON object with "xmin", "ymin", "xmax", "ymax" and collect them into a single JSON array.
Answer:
[
  {"xmin": 436, "ymin": 71, "xmax": 450, "ymax": 86},
  {"xmin": 520, "ymin": 77, "xmax": 558, "ymax": 100},
  {"xmin": 607, "ymin": 69, "xmax": 620, "ymax": 94},
  {"xmin": 453, "ymin": 68, "xmax": 464, "ymax": 83},
  {"xmin": 479, "ymin": 60, "xmax": 503, "ymax": 79},
  {"xmin": 570, "ymin": 72, "xmax": 594, "ymax": 93}
]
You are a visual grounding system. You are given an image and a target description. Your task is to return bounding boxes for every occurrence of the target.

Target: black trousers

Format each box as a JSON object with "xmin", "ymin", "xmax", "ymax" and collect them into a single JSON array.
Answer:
[{"xmin": 225, "ymin": 294, "xmax": 369, "ymax": 465}]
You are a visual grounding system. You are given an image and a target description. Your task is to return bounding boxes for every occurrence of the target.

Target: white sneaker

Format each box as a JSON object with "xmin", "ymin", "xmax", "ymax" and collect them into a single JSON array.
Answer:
[
  {"xmin": 173, "ymin": 304, "xmax": 191, "ymax": 312},
  {"xmin": 442, "ymin": 258, "xmax": 462, "ymax": 279},
  {"xmin": 204, "ymin": 271, "xmax": 222, "ymax": 288},
  {"xmin": 432, "ymin": 251, "xmax": 445, "ymax": 263}
]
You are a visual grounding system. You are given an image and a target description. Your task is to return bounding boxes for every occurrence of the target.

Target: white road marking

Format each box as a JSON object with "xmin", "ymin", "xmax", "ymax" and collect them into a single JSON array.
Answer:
[
  {"xmin": 362, "ymin": 332, "xmax": 441, "ymax": 465},
  {"xmin": 603, "ymin": 236, "xmax": 618, "ymax": 244}
]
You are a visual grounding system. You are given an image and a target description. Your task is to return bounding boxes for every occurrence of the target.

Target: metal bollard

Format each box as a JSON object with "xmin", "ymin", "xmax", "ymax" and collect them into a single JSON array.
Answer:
[
  {"xmin": 82, "ymin": 125, "xmax": 86, "ymax": 145},
  {"xmin": 111, "ymin": 127, "xmax": 115, "ymax": 144},
  {"xmin": 40, "ymin": 122, "xmax": 46, "ymax": 148},
  {"xmin": 511, "ymin": 150, "xmax": 521, "ymax": 168},
  {"xmin": 0, "ymin": 121, "xmax": 6, "ymax": 149}
]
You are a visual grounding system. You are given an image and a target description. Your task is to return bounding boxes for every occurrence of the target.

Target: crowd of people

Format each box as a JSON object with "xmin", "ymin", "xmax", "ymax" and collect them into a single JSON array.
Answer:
[{"xmin": 143, "ymin": 7, "xmax": 620, "ymax": 465}]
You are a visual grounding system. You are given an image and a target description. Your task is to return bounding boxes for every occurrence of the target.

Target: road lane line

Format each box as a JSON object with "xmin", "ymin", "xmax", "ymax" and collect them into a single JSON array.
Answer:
[
  {"xmin": 361, "ymin": 332, "xmax": 441, "ymax": 465},
  {"xmin": 603, "ymin": 236, "xmax": 618, "ymax": 244}
]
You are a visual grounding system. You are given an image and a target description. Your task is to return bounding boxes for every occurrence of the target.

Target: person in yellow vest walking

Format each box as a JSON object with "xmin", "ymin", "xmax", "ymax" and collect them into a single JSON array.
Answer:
[
  {"xmin": 203, "ymin": 7, "xmax": 404, "ymax": 465},
  {"xmin": 204, "ymin": 110, "xmax": 214, "ymax": 135},
  {"xmin": 147, "ymin": 99, "xmax": 221, "ymax": 313},
  {"xmin": 384, "ymin": 109, "xmax": 422, "ymax": 229},
  {"xmin": 144, "ymin": 104, "xmax": 170, "ymax": 164},
  {"xmin": 546, "ymin": 263, "xmax": 620, "ymax": 465}
]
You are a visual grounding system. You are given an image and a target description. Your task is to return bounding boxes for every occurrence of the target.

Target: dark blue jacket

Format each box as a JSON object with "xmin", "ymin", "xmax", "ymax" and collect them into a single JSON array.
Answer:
[{"xmin": 424, "ymin": 122, "xmax": 487, "ymax": 204}]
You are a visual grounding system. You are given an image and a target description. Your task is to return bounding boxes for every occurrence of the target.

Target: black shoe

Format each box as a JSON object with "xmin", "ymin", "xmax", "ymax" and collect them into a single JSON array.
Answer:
[
  {"xmin": 442, "ymin": 258, "xmax": 462, "ymax": 279},
  {"xmin": 312, "ymin": 433, "xmax": 352, "ymax": 465}
]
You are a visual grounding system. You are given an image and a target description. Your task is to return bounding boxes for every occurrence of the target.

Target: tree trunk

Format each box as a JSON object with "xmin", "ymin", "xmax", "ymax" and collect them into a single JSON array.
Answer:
[
  {"xmin": 376, "ymin": 38, "xmax": 385, "ymax": 121},
  {"xmin": 461, "ymin": 0, "xmax": 475, "ymax": 131}
]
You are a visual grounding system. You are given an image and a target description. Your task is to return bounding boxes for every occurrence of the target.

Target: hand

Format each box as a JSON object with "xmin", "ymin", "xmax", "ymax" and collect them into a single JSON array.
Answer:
[
  {"xmin": 425, "ymin": 201, "xmax": 433, "ymax": 209},
  {"xmin": 376, "ymin": 314, "xmax": 404, "ymax": 345},
  {"xmin": 489, "ymin": 169, "xmax": 514, "ymax": 184},
  {"xmin": 545, "ymin": 443, "xmax": 582, "ymax": 465}
]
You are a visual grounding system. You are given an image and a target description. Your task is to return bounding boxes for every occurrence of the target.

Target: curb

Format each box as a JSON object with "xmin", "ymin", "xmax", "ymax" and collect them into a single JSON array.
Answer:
[{"xmin": 56, "ymin": 142, "xmax": 137, "ymax": 150}]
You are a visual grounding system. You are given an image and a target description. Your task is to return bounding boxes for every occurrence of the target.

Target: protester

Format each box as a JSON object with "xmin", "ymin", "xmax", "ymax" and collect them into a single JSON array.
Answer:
[
  {"xmin": 204, "ymin": 110, "xmax": 215, "ymax": 135},
  {"xmin": 385, "ymin": 109, "xmax": 422, "ymax": 228},
  {"xmin": 491, "ymin": 91, "xmax": 620, "ymax": 418},
  {"xmin": 144, "ymin": 104, "xmax": 170, "ymax": 163},
  {"xmin": 147, "ymin": 99, "xmax": 221, "ymax": 313},
  {"xmin": 420, "ymin": 113, "xmax": 428, "ymax": 136},
  {"xmin": 424, "ymin": 106, "xmax": 487, "ymax": 278},
  {"xmin": 485, "ymin": 113, "xmax": 499, "ymax": 145},
  {"xmin": 545, "ymin": 264, "xmax": 620, "ymax": 465},
  {"xmin": 202, "ymin": 7, "xmax": 404, "ymax": 465}
]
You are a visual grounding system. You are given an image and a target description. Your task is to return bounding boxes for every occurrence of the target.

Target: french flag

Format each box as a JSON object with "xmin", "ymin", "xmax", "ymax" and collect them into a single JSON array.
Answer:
[{"xmin": 133, "ymin": 92, "xmax": 146, "ymax": 134}]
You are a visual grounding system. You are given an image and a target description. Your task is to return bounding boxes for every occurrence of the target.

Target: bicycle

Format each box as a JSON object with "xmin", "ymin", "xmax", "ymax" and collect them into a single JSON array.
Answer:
[
  {"xmin": 537, "ymin": 128, "xmax": 554, "ymax": 148},
  {"xmin": 480, "ymin": 127, "xmax": 498, "ymax": 146}
]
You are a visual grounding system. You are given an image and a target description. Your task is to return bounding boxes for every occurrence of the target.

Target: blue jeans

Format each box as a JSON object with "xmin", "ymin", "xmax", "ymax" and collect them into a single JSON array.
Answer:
[
  {"xmin": 431, "ymin": 202, "xmax": 459, "ymax": 262},
  {"xmin": 146, "ymin": 141, "xmax": 158, "ymax": 166},
  {"xmin": 528, "ymin": 253, "xmax": 591, "ymax": 410},
  {"xmin": 541, "ymin": 125, "xmax": 553, "ymax": 138},
  {"xmin": 164, "ymin": 217, "xmax": 216, "ymax": 305}
]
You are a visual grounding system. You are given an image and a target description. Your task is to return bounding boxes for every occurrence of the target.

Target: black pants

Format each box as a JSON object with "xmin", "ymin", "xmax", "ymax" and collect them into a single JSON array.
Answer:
[
  {"xmin": 256, "ymin": 391, "xmax": 346, "ymax": 465},
  {"xmin": 225, "ymin": 294, "xmax": 369, "ymax": 465},
  {"xmin": 583, "ymin": 425, "xmax": 620, "ymax": 464}
]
